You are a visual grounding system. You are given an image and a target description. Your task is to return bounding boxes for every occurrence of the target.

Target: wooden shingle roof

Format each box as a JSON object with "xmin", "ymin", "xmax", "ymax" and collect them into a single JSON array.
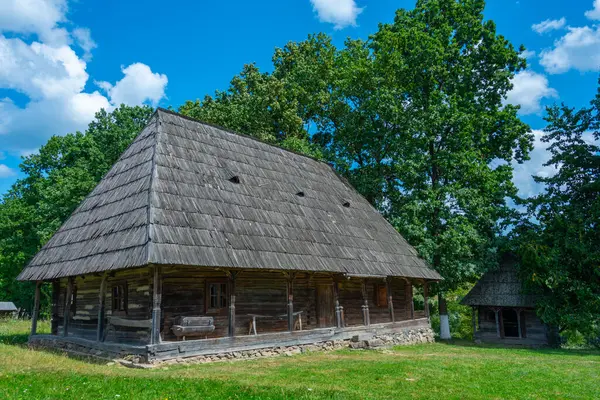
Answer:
[{"xmin": 18, "ymin": 109, "xmax": 442, "ymax": 281}]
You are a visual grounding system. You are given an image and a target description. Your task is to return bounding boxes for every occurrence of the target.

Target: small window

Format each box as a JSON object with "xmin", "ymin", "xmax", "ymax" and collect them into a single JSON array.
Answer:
[
  {"xmin": 112, "ymin": 283, "xmax": 128, "ymax": 314},
  {"xmin": 375, "ymin": 284, "xmax": 388, "ymax": 308},
  {"xmin": 206, "ymin": 281, "xmax": 228, "ymax": 313},
  {"xmin": 229, "ymin": 176, "xmax": 240, "ymax": 184}
]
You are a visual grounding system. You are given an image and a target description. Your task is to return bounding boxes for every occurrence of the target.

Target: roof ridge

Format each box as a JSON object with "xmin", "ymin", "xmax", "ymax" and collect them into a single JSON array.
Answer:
[{"xmin": 155, "ymin": 107, "xmax": 328, "ymax": 167}]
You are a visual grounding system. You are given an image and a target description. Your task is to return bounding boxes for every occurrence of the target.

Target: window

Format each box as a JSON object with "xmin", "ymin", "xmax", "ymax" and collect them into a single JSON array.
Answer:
[
  {"xmin": 111, "ymin": 283, "xmax": 128, "ymax": 314},
  {"xmin": 375, "ymin": 284, "xmax": 388, "ymax": 308},
  {"xmin": 206, "ymin": 281, "xmax": 228, "ymax": 313}
]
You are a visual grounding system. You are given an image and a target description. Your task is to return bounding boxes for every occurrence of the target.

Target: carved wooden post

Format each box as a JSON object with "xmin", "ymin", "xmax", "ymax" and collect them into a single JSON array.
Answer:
[
  {"xmin": 386, "ymin": 277, "xmax": 395, "ymax": 323},
  {"xmin": 97, "ymin": 273, "xmax": 107, "ymax": 342},
  {"xmin": 405, "ymin": 279, "xmax": 414, "ymax": 320},
  {"xmin": 51, "ymin": 281, "xmax": 60, "ymax": 335},
  {"xmin": 515, "ymin": 308, "xmax": 523, "ymax": 339},
  {"xmin": 228, "ymin": 271, "xmax": 238, "ymax": 337},
  {"xmin": 423, "ymin": 281, "xmax": 430, "ymax": 319},
  {"xmin": 150, "ymin": 266, "xmax": 162, "ymax": 345},
  {"xmin": 63, "ymin": 277, "xmax": 74, "ymax": 337},
  {"xmin": 493, "ymin": 307, "xmax": 501, "ymax": 338},
  {"xmin": 333, "ymin": 280, "xmax": 343, "ymax": 328},
  {"xmin": 31, "ymin": 281, "xmax": 41, "ymax": 336},
  {"xmin": 286, "ymin": 273, "xmax": 295, "ymax": 332},
  {"xmin": 471, "ymin": 306, "xmax": 477, "ymax": 338},
  {"xmin": 361, "ymin": 279, "xmax": 370, "ymax": 326}
]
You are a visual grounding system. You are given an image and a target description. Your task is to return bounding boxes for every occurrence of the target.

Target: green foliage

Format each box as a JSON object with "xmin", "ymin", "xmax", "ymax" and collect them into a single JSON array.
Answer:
[
  {"xmin": 515, "ymin": 80, "xmax": 600, "ymax": 338},
  {"xmin": 0, "ymin": 105, "xmax": 154, "ymax": 312},
  {"xmin": 430, "ymin": 285, "xmax": 475, "ymax": 340}
]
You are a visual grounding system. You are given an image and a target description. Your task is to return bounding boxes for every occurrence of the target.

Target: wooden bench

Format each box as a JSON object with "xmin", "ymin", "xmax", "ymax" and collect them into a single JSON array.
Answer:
[
  {"xmin": 171, "ymin": 316, "xmax": 215, "ymax": 341},
  {"xmin": 247, "ymin": 311, "xmax": 303, "ymax": 335},
  {"xmin": 104, "ymin": 316, "xmax": 152, "ymax": 341}
]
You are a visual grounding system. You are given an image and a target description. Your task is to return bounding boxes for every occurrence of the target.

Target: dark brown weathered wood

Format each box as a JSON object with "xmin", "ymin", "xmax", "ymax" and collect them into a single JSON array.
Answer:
[
  {"xmin": 492, "ymin": 307, "xmax": 501, "ymax": 338},
  {"xmin": 51, "ymin": 280, "xmax": 60, "ymax": 335},
  {"xmin": 515, "ymin": 308, "xmax": 522, "ymax": 339},
  {"xmin": 97, "ymin": 273, "xmax": 107, "ymax": 342},
  {"xmin": 472, "ymin": 306, "xmax": 477, "ymax": 337},
  {"xmin": 286, "ymin": 274, "xmax": 295, "ymax": 332},
  {"xmin": 404, "ymin": 280, "xmax": 414, "ymax": 320},
  {"xmin": 31, "ymin": 281, "xmax": 41, "ymax": 336},
  {"xmin": 361, "ymin": 280, "xmax": 370, "ymax": 326},
  {"xmin": 423, "ymin": 281, "xmax": 430, "ymax": 319},
  {"xmin": 151, "ymin": 266, "xmax": 162, "ymax": 345},
  {"xmin": 386, "ymin": 277, "xmax": 395, "ymax": 323},
  {"xmin": 227, "ymin": 271, "xmax": 237, "ymax": 337},
  {"xmin": 63, "ymin": 277, "xmax": 74, "ymax": 337}
]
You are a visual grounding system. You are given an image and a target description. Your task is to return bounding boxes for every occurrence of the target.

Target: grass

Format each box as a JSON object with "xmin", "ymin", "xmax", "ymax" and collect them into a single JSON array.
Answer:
[{"xmin": 1, "ymin": 320, "xmax": 599, "ymax": 399}]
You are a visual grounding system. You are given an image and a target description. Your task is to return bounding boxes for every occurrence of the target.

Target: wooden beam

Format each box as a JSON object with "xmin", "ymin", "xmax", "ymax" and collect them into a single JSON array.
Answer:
[
  {"xmin": 51, "ymin": 281, "xmax": 60, "ymax": 335},
  {"xmin": 31, "ymin": 281, "xmax": 41, "ymax": 336},
  {"xmin": 63, "ymin": 277, "xmax": 74, "ymax": 337},
  {"xmin": 228, "ymin": 271, "xmax": 238, "ymax": 337},
  {"xmin": 492, "ymin": 307, "xmax": 501, "ymax": 338},
  {"xmin": 286, "ymin": 273, "xmax": 295, "ymax": 332},
  {"xmin": 471, "ymin": 306, "xmax": 477, "ymax": 338},
  {"xmin": 361, "ymin": 279, "xmax": 370, "ymax": 326},
  {"xmin": 97, "ymin": 273, "xmax": 108, "ymax": 342},
  {"xmin": 150, "ymin": 266, "xmax": 162, "ymax": 345},
  {"xmin": 405, "ymin": 280, "xmax": 414, "ymax": 320},
  {"xmin": 423, "ymin": 281, "xmax": 430, "ymax": 319},
  {"xmin": 333, "ymin": 280, "xmax": 343, "ymax": 328},
  {"xmin": 386, "ymin": 277, "xmax": 395, "ymax": 323},
  {"xmin": 515, "ymin": 308, "xmax": 523, "ymax": 339}
]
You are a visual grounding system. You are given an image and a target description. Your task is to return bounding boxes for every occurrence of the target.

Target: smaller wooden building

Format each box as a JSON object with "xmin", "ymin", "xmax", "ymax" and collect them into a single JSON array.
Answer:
[
  {"xmin": 0, "ymin": 302, "xmax": 18, "ymax": 317},
  {"xmin": 461, "ymin": 255, "xmax": 549, "ymax": 346}
]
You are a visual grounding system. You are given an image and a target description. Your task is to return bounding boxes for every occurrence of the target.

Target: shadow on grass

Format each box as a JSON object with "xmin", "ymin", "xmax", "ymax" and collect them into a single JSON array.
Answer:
[
  {"xmin": 434, "ymin": 338, "xmax": 600, "ymax": 357},
  {"xmin": 0, "ymin": 332, "xmax": 29, "ymax": 346}
]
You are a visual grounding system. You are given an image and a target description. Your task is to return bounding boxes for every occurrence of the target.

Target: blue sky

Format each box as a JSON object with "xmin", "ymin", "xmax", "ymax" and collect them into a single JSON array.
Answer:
[{"xmin": 1, "ymin": 0, "xmax": 599, "ymax": 197}]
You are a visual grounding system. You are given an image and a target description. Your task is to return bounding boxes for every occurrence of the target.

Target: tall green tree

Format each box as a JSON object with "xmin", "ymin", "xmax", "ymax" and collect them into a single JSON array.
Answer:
[
  {"xmin": 0, "ymin": 105, "xmax": 153, "ymax": 312},
  {"xmin": 516, "ymin": 81, "xmax": 600, "ymax": 340},
  {"xmin": 272, "ymin": 0, "xmax": 532, "ymax": 337}
]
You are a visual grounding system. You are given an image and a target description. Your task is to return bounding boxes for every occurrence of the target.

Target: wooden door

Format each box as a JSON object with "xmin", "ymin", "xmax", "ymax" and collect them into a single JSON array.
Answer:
[{"xmin": 317, "ymin": 284, "xmax": 335, "ymax": 328}]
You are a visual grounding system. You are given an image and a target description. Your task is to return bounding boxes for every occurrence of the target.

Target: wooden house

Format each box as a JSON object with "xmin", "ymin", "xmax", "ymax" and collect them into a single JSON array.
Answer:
[
  {"xmin": 0, "ymin": 302, "xmax": 17, "ymax": 317},
  {"xmin": 461, "ymin": 254, "xmax": 549, "ymax": 346},
  {"xmin": 18, "ymin": 109, "xmax": 442, "ymax": 362}
]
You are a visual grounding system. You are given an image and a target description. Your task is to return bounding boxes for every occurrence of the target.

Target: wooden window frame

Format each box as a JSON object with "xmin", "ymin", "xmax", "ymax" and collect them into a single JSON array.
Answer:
[
  {"xmin": 374, "ymin": 284, "xmax": 388, "ymax": 308},
  {"xmin": 205, "ymin": 280, "xmax": 228, "ymax": 315},
  {"xmin": 111, "ymin": 281, "xmax": 128, "ymax": 316}
]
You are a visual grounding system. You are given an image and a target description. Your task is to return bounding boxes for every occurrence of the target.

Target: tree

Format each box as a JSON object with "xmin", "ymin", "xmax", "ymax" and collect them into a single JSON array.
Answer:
[
  {"xmin": 0, "ymin": 105, "xmax": 153, "ymax": 312},
  {"xmin": 273, "ymin": 0, "xmax": 532, "ymax": 337},
  {"xmin": 516, "ymin": 81, "xmax": 600, "ymax": 341}
]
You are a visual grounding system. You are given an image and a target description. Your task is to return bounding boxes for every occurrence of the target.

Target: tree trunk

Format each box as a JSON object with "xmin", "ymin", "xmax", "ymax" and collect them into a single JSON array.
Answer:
[{"xmin": 439, "ymin": 293, "xmax": 451, "ymax": 340}]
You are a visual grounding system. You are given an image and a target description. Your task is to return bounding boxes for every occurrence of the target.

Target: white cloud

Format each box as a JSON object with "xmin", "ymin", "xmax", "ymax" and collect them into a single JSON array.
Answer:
[
  {"xmin": 309, "ymin": 0, "xmax": 363, "ymax": 29},
  {"xmin": 585, "ymin": 0, "xmax": 600, "ymax": 20},
  {"xmin": 0, "ymin": 0, "xmax": 168, "ymax": 154},
  {"xmin": 97, "ymin": 63, "xmax": 168, "ymax": 107},
  {"xmin": 532, "ymin": 18, "xmax": 566, "ymax": 34},
  {"xmin": 0, "ymin": 164, "xmax": 17, "ymax": 178},
  {"xmin": 520, "ymin": 50, "xmax": 536, "ymax": 59},
  {"xmin": 540, "ymin": 26, "xmax": 600, "ymax": 74},
  {"xmin": 505, "ymin": 71, "xmax": 558, "ymax": 115}
]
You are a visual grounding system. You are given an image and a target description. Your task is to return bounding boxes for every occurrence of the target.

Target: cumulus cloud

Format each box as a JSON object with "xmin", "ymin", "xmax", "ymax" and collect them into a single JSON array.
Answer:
[
  {"xmin": 309, "ymin": 0, "xmax": 363, "ymax": 29},
  {"xmin": 96, "ymin": 63, "xmax": 168, "ymax": 107},
  {"xmin": 0, "ymin": 0, "xmax": 168, "ymax": 154},
  {"xmin": 520, "ymin": 49, "xmax": 536, "ymax": 60},
  {"xmin": 505, "ymin": 71, "xmax": 558, "ymax": 115},
  {"xmin": 585, "ymin": 0, "xmax": 600, "ymax": 20},
  {"xmin": 532, "ymin": 18, "xmax": 566, "ymax": 34},
  {"xmin": 540, "ymin": 26, "xmax": 600, "ymax": 74},
  {"xmin": 0, "ymin": 164, "xmax": 17, "ymax": 178}
]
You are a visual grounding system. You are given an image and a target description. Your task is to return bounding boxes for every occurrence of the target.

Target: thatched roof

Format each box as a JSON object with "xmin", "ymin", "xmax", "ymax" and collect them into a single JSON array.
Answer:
[
  {"xmin": 0, "ymin": 302, "xmax": 17, "ymax": 312},
  {"xmin": 18, "ymin": 109, "xmax": 441, "ymax": 282},
  {"xmin": 461, "ymin": 256, "xmax": 535, "ymax": 308}
]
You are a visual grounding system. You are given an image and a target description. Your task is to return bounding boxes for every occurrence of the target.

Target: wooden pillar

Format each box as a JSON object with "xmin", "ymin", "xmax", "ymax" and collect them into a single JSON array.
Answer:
[
  {"xmin": 31, "ymin": 281, "xmax": 41, "ymax": 336},
  {"xmin": 286, "ymin": 273, "xmax": 295, "ymax": 332},
  {"xmin": 150, "ymin": 266, "xmax": 162, "ymax": 345},
  {"xmin": 405, "ymin": 279, "xmax": 414, "ymax": 320},
  {"xmin": 51, "ymin": 281, "xmax": 60, "ymax": 335},
  {"xmin": 361, "ymin": 280, "xmax": 370, "ymax": 326},
  {"xmin": 228, "ymin": 271, "xmax": 238, "ymax": 337},
  {"xmin": 471, "ymin": 306, "xmax": 477, "ymax": 338},
  {"xmin": 515, "ymin": 308, "xmax": 523, "ymax": 339},
  {"xmin": 333, "ymin": 280, "xmax": 343, "ymax": 328},
  {"xmin": 97, "ymin": 273, "xmax": 108, "ymax": 342},
  {"xmin": 63, "ymin": 277, "xmax": 74, "ymax": 337},
  {"xmin": 493, "ymin": 307, "xmax": 501, "ymax": 338},
  {"xmin": 386, "ymin": 277, "xmax": 395, "ymax": 323},
  {"xmin": 423, "ymin": 281, "xmax": 430, "ymax": 319}
]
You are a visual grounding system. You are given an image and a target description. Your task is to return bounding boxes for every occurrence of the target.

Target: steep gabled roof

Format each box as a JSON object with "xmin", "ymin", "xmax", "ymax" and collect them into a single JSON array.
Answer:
[
  {"xmin": 0, "ymin": 302, "xmax": 17, "ymax": 312},
  {"xmin": 18, "ymin": 109, "xmax": 442, "ymax": 281},
  {"xmin": 461, "ymin": 256, "xmax": 536, "ymax": 308}
]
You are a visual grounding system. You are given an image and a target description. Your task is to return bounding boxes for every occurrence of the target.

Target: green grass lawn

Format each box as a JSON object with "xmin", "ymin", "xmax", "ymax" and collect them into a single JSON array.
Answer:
[{"xmin": 1, "ymin": 320, "xmax": 599, "ymax": 399}]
